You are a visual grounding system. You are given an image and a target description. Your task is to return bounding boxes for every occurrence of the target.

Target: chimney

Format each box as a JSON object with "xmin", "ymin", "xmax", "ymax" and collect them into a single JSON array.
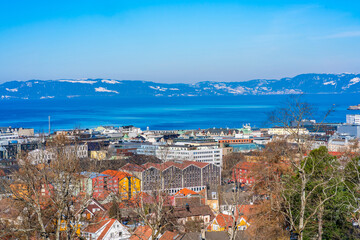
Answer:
[{"xmin": 186, "ymin": 203, "xmax": 190, "ymax": 211}]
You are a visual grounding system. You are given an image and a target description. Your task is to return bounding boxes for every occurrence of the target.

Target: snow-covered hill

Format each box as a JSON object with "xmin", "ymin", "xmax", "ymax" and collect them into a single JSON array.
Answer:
[{"xmin": 1, "ymin": 73, "xmax": 360, "ymax": 99}]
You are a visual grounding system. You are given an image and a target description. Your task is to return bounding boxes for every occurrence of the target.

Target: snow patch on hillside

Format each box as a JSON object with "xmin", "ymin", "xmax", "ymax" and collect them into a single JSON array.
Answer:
[
  {"xmin": 213, "ymin": 84, "xmax": 246, "ymax": 94},
  {"xmin": 149, "ymin": 86, "xmax": 168, "ymax": 91},
  {"xmin": 6, "ymin": 88, "xmax": 18, "ymax": 92},
  {"xmin": 58, "ymin": 79, "xmax": 97, "ymax": 84},
  {"xmin": 323, "ymin": 81, "xmax": 336, "ymax": 85},
  {"xmin": 342, "ymin": 77, "xmax": 360, "ymax": 89},
  {"xmin": 40, "ymin": 96, "xmax": 54, "ymax": 99},
  {"xmin": 95, "ymin": 87, "xmax": 119, "ymax": 94},
  {"xmin": 101, "ymin": 79, "xmax": 120, "ymax": 84}
]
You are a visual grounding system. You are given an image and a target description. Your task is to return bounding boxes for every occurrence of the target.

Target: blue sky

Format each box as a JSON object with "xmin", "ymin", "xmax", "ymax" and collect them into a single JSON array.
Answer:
[{"xmin": 0, "ymin": 0, "xmax": 360, "ymax": 83}]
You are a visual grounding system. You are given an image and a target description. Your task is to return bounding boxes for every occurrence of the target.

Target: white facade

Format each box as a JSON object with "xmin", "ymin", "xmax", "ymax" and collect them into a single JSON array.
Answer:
[
  {"xmin": 137, "ymin": 144, "xmax": 222, "ymax": 166},
  {"xmin": 28, "ymin": 149, "xmax": 55, "ymax": 165},
  {"xmin": 82, "ymin": 219, "xmax": 130, "ymax": 240},
  {"xmin": 346, "ymin": 114, "xmax": 360, "ymax": 125},
  {"xmin": 156, "ymin": 145, "xmax": 222, "ymax": 166},
  {"xmin": 27, "ymin": 144, "xmax": 88, "ymax": 165},
  {"xmin": 136, "ymin": 144, "xmax": 158, "ymax": 155},
  {"xmin": 267, "ymin": 127, "xmax": 309, "ymax": 136}
]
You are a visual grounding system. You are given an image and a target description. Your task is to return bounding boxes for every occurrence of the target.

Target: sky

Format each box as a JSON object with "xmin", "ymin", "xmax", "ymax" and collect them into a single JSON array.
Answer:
[{"xmin": 0, "ymin": 0, "xmax": 360, "ymax": 83}]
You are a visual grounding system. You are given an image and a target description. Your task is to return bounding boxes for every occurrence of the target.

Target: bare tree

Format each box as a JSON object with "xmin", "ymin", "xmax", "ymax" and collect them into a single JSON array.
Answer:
[
  {"xmin": 261, "ymin": 95, "xmax": 341, "ymax": 240},
  {"xmin": 2, "ymin": 135, "xmax": 96, "ymax": 240}
]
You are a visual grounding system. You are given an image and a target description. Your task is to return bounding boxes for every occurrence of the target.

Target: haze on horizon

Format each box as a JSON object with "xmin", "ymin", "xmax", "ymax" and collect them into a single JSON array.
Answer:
[{"xmin": 0, "ymin": 0, "xmax": 360, "ymax": 84}]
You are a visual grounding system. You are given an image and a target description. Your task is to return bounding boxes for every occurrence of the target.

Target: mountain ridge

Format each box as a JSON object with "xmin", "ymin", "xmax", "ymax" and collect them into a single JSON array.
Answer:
[{"xmin": 1, "ymin": 73, "xmax": 360, "ymax": 100}]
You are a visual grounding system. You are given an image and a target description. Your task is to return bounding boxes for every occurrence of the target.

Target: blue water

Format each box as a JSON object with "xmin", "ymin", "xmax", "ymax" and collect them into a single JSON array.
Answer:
[{"xmin": 1, "ymin": 94, "xmax": 359, "ymax": 132}]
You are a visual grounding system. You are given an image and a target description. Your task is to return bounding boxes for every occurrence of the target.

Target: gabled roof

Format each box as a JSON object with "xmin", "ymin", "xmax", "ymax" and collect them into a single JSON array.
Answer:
[
  {"xmin": 101, "ymin": 170, "xmax": 133, "ymax": 180},
  {"xmin": 214, "ymin": 213, "xmax": 233, "ymax": 228},
  {"xmin": 121, "ymin": 163, "xmax": 146, "ymax": 172},
  {"xmin": 130, "ymin": 225, "xmax": 152, "ymax": 240},
  {"xmin": 159, "ymin": 231, "xmax": 181, "ymax": 240},
  {"xmin": 83, "ymin": 218, "xmax": 112, "ymax": 234},
  {"xmin": 85, "ymin": 199, "xmax": 107, "ymax": 215},
  {"xmin": 97, "ymin": 219, "xmax": 116, "ymax": 240},
  {"xmin": 234, "ymin": 162, "xmax": 256, "ymax": 170},
  {"xmin": 175, "ymin": 188, "xmax": 197, "ymax": 197},
  {"xmin": 170, "ymin": 205, "xmax": 215, "ymax": 219},
  {"xmin": 133, "ymin": 160, "xmax": 211, "ymax": 172}
]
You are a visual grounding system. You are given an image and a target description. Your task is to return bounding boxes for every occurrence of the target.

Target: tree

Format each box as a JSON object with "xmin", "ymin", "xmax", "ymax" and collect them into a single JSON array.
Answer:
[
  {"xmin": 1, "ymin": 135, "xmax": 95, "ymax": 240},
  {"xmin": 254, "ymin": 96, "xmax": 341, "ymax": 240},
  {"xmin": 222, "ymin": 152, "xmax": 245, "ymax": 179},
  {"xmin": 108, "ymin": 198, "xmax": 122, "ymax": 221},
  {"xmin": 249, "ymin": 140, "xmax": 292, "ymax": 240}
]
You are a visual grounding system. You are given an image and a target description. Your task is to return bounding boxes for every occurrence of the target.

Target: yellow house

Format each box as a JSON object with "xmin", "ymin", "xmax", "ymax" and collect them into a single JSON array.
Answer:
[
  {"xmin": 90, "ymin": 150, "xmax": 107, "ymax": 160},
  {"xmin": 199, "ymin": 188, "xmax": 220, "ymax": 214},
  {"xmin": 101, "ymin": 170, "xmax": 141, "ymax": 200},
  {"xmin": 58, "ymin": 219, "xmax": 81, "ymax": 235},
  {"xmin": 208, "ymin": 213, "xmax": 250, "ymax": 232},
  {"xmin": 10, "ymin": 183, "xmax": 29, "ymax": 200},
  {"xmin": 118, "ymin": 174, "xmax": 141, "ymax": 200}
]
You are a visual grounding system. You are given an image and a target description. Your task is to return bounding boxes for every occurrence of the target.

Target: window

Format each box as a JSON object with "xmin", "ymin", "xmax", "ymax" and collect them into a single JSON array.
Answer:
[{"xmin": 119, "ymin": 232, "xmax": 122, "ymax": 236}]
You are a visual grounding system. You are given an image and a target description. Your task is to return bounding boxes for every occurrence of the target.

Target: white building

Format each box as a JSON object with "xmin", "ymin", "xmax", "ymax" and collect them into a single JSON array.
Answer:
[
  {"xmin": 136, "ymin": 144, "xmax": 159, "ymax": 155},
  {"xmin": 137, "ymin": 143, "xmax": 222, "ymax": 166},
  {"xmin": 346, "ymin": 114, "xmax": 360, "ymax": 125},
  {"xmin": 267, "ymin": 127, "xmax": 309, "ymax": 136},
  {"xmin": 157, "ymin": 144, "xmax": 222, "ymax": 166},
  {"xmin": 27, "ymin": 144, "xmax": 88, "ymax": 165},
  {"xmin": 82, "ymin": 219, "xmax": 130, "ymax": 240},
  {"xmin": 28, "ymin": 149, "xmax": 55, "ymax": 165},
  {"xmin": 120, "ymin": 125, "xmax": 142, "ymax": 138}
]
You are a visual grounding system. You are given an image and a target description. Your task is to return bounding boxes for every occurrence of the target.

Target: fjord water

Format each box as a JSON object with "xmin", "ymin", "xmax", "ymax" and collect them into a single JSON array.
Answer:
[{"xmin": 1, "ymin": 94, "xmax": 359, "ymax": 132}]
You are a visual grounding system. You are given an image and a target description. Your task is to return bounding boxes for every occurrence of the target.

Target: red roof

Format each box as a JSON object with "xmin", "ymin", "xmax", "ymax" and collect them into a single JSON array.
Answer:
[
  {"xmin": 234, "ymin": 162, "xmax": 256, "ymax": 170},
  {"xmin": 121, "ymin": 163, "xmax": 147, "ymax": 172},
  {"xmin": 130, "ymin": 225, "xmax": 152, "ymax": 240},
  {"xmin": 159, "ymin": 231, "xmax": 179, "ymax": 240},
  {"xmin": 136, "ymin": 161, "xmax": 210, "ymax": 172},
  {"xmin": 175, "ymin": 188, "xmax": 197, "ymax": 197},
  {"xmin": 101, "ymin": 170, "xmax": 132, "ymax": 180},
  {"xmin": 235, "ymin": 204, "xmax": 255, "ymax": 220},
  {"xmin": 83, "ymin": 218, "xmax": 112, "ymax": 234},
  {"xmin": 214, "ymin": 213, "xmax": 234, "ymax": 228},
  {"xmin": 97, "ymin": 219, "xmax": 116, "ymax": 240}
]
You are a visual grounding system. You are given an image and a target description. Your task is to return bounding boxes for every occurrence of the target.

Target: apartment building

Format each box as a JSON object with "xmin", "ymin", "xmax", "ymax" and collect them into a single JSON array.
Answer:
[
  {"xmin": 267, "ymin": 127, "xmax": 309, "ymax": 136},
  {"xmin": 137, "ymin": 143, "xmax": 223, "ymax": 166},
  {"xmin": 27, "ymin": 143, "xmax": 88, "ymax": 164},
  {"xmin": 346, "ymin": 114, "xmax": 360, "ymax": 125}
]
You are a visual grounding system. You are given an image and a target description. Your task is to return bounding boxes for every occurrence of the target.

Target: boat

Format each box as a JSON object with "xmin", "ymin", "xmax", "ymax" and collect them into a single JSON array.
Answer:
[{"xmin": 348, "ymin": 104, "xmax": 360, "ymax": 110}]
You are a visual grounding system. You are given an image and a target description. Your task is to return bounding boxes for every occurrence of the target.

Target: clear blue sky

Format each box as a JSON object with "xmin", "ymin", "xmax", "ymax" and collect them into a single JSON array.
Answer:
[{"xmin": 1, "ymin": 0, "xmax": 360, "ymax": 83}]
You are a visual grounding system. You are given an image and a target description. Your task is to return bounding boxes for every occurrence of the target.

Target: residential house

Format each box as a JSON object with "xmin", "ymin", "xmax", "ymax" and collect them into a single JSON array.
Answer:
[
  {"xmin": 208, "ymin": 212, "xmax": 250, "ymax": 232},
  {"xmin": 168, "ymin": 205, "xmax": 215, "ymax": 226},
  {"xmin": 101, "ymin": 170, "xmax": 141, "ymax": 200},
  {"xmin": 129, "ymin": 225, "xmax": 153, "ymax": 240},
  {"xmin": 82, "ymin": 218, "xmax": 130, "ymax": 240},
  {"xmin": 232, "ymin": 162, "xmax": 256, "ymax": 185},
  {"xmin": 199, "ymin": 187, "xmax": 219, "ymax": 214},
  {"xmin": 77, "ymin": 199, "xmax": 107, "ymax": 221},
  {"xmin": 80, "ymin": 172, "xmax": 117, "ymax": 200}
]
